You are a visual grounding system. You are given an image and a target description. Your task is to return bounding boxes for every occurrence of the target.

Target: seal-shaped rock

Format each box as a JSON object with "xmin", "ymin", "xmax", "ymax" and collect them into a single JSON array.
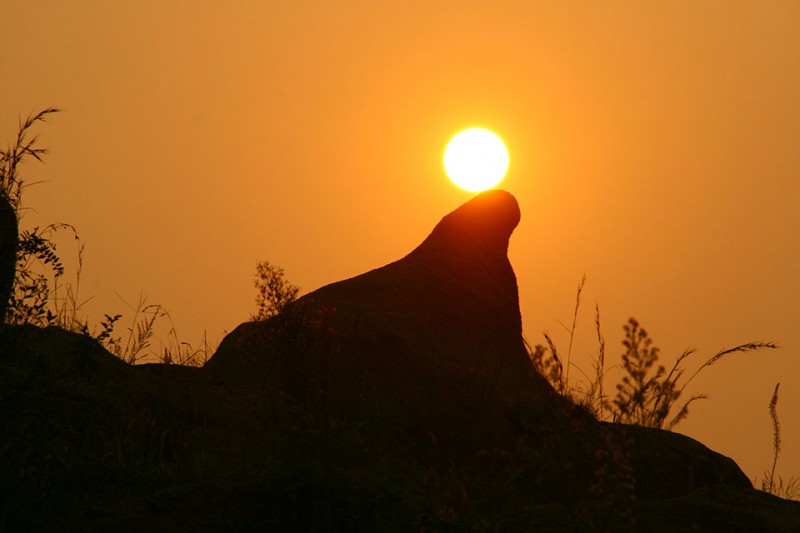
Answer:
[{"xmin": 203, "ymin": 190, "xmax": 562, "ymax": 452}]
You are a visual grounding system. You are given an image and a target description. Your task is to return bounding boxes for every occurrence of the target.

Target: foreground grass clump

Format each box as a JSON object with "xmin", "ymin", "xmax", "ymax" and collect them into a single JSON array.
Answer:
[
  {"xmin": 1, "ymin": 106, "xmax": 68, "ymax": 326},
  {"xmin": 529, "ymin": 277, "xmax": 797, "ymax": 500},
  {"xmin": 1, "ymin": 108, "xmax": 213, "ymax": 366},
  {"xmin": 529, "ymin": 277, "xmax": 777, "ymax": 429}
]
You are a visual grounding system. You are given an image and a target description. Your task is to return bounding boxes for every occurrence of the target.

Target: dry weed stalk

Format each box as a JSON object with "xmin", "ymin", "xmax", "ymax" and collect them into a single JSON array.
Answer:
[{"xmin": 758, "ymin": 383, "xmax": 798, "ymax": 500}]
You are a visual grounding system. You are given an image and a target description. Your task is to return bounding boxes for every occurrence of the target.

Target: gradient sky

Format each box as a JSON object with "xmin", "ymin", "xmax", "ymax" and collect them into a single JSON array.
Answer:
[{"xmin": 2, "ymin": 1, "xmax": 799, "ymax": 481}]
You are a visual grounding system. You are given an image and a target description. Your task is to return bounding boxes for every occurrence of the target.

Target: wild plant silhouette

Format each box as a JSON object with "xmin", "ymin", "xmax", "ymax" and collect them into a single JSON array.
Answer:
[
  {"xmin": 251, "ymin": 259, "xmax": 299, "ymax": 321},
  {"xmin": 529, "ymin": 277, "xmax": 794, "ymax": 500},
  {"xmin": 759, "ymin": 383, "xmax": 800, "ymax": 499},
  {"xmin": 0, "ymin": 107, "xmax": 72, "ymax": 326},
  {"xmin": 530, "ymin": 278, "xmax": 778, "ymax": 430},
  {"xmin": 0, "ymin": 108, "xmax": 213, "ymax": 365}
]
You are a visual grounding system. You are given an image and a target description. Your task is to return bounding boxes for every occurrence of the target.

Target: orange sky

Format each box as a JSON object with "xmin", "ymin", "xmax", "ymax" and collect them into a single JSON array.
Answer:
[{"xmin": 2, "ymin": 1, "xmax": 799, "ymax": 481}]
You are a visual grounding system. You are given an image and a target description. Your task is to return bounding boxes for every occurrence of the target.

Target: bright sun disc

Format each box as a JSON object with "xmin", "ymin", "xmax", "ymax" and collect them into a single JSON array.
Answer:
[{"xmin": 444, "ymin": 128, "xmax": 509, "ymax": 192}]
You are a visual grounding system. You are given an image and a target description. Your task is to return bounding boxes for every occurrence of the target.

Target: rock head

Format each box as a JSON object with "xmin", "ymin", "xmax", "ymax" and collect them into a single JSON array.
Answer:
[{"xmin": 415, "ymin": 188, "xmax": 520, "ymax": 257}]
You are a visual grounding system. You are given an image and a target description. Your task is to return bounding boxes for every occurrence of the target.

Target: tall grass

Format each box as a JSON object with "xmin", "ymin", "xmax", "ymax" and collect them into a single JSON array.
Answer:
[
  {"xmin": 757, "ymin": 383, "xmax": 800, "ymax": 500},
  {"xmin": 67, "ymin": 290, "xmax": 216, "ymax": 367},
  {"xmin": 2, "ymin": 107, "xmax": 215, "ymax": 367},
  {"xmin": 0, "ymin": 106, "xmax": 60, "ymax": 208},
  {"xmin": 560, "ymin": 274, "xmax": 586, "ymax": 387},
  {"xmin": 0, "ymin": 107, "xmax": 78, "ymax": 326},
  {"xmin": 530, "ymin": 277, "xmax": 778, "ymax": 430}
]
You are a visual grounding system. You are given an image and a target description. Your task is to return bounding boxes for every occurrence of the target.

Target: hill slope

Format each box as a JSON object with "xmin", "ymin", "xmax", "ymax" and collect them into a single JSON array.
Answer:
[{"xmin": 1, "ymin": 190, "xmax": 798, "ymax": 530}]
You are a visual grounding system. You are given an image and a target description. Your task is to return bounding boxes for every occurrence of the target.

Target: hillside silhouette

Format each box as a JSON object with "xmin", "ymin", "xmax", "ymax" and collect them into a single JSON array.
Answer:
[{"xmin": 1, "ymin": 190, "xmax": 799, "ymax": 530}]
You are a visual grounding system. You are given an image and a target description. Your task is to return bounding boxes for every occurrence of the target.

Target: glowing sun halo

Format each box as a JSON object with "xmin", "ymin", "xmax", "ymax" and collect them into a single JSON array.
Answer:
[{"xmin": 444, "ymin": 128, "xmax": 509, "ymax": 192}]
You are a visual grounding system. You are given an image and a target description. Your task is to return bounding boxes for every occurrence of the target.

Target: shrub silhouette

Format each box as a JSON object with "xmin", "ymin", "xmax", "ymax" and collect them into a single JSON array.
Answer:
[
  {"xmin": 251, "ymin": 259, "xmax": 299, "ymax": 320},
  {"xmin": 611, "ymin": 318, "xmax": 666, "ymax": 425}
]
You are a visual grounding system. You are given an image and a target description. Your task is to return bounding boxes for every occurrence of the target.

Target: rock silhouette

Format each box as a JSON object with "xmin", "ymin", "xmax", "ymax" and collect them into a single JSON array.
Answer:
[
  {"xmin": 1, "ymin": 190, "xmax": 799, "ymax": 530},
  {"xmin": 0, "ymin": 195, "xmax": 16, "ymax": 322},
  {"xmin": 204, "ymin": 190, "xmax": 563, "ymax": 456}
]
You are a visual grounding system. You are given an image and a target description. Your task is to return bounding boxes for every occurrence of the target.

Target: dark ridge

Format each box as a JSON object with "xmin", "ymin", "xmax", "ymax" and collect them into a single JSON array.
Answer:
[{"xmin": 1, "ymin": 190, "xmax": 797, "ymax": 531}]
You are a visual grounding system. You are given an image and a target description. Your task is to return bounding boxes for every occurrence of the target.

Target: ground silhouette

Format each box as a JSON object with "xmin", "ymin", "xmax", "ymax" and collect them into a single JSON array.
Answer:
[{"xmin": 1, "ymin": 190, "xmax": 799, "ymax": 531}]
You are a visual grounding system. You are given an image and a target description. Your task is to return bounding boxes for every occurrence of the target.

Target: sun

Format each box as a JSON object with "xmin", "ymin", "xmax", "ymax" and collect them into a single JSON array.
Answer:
[{"xmin": 444, "ymin": 128, "xmax": 509, "ymax": 192}]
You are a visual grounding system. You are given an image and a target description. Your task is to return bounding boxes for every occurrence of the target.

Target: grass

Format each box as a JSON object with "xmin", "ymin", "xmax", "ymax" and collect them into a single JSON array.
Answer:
[
  {"xmin": 530, "ymin": 276, "xmax": 778, "ymax": 429},
  {"xmin": 1, "ymin": 107, "xmax": 215, "ymax": 367},
  {"xmin": 0, "ymin": 106, "xmax": 60, "ymax": 209},
  {"xmin": 529, "ymin": 276, "xmax": 796, "ymax": 500}
]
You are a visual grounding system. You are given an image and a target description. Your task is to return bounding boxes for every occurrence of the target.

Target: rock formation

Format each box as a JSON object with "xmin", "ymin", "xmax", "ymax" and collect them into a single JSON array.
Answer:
[
  {"xmin": 204, "ymin": 190, "xmax": 564, "ymax": 455},
  {"xmin": 202, "ymin": 189, "xmax": 753, "ymax": 504},
  {"xmin": 1, "ymin": 189, "xmax": 799, "ymax": 531}
]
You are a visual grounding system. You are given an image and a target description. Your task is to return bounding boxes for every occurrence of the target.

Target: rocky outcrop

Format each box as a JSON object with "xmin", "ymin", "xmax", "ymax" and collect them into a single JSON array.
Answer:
[
  {"xmin": 204, "ymin": 190, "xmax": 563, "ymax": 456},
  {"xmin": 202, "ymin": 189, "xmax": 751, "ymax": 497},
  {"xmin": 1, "ymin": 190, "xmax": 798, "ymax": 531}
]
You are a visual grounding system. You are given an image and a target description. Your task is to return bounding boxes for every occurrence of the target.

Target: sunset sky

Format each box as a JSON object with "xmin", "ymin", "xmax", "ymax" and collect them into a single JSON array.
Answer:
[{"xmin": 2, "ymin": 1, "xmax": 798, "ymax": 481}]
